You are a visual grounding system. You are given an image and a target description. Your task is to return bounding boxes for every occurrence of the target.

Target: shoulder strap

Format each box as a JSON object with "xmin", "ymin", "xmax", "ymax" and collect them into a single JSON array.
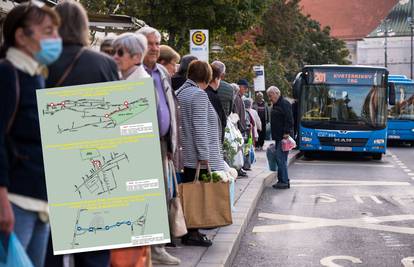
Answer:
[
  {"xmin": 2, "ymin": 60, "xmax": 20, "ymax": 134},
  {"xmin": 56, "ymin": 48, "xmax": 85, "ymax": 87}
]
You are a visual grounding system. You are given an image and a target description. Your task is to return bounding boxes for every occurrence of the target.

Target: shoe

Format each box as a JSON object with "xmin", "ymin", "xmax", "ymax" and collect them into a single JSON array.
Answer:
[
  {"xmin": 243, "ymin": 167, "xmax": 252, "ymax": 171},
  {"xmin": 237, "ymin": 169, "xmax": 248, "ymax": 177},
  {"xmin": 181, "ymin": 233, "xmax": 212, "ymax": 247},
  {"xmin": 272, "ymin": 182, "xmax": 290, "ymax": 189},
  {"xmin": 165, "ymin": 241, "xmax": 177, "ymax": 247},
  {"xmin": 151, "ymin": 246, "xmax": 181, "ymax": 265}
]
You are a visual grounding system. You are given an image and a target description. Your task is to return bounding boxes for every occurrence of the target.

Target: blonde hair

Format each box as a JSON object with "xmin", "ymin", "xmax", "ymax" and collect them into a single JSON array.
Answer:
[{"xmin": 158, "ymin": 45, "xmax": 180, "ymax": 64}]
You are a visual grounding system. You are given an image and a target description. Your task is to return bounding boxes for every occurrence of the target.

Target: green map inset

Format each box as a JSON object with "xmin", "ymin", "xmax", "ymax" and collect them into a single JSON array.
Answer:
[
  {"xmin": 75, "ymin": 150, "xmax": 129, "ymax": 199},
  {"xmin": 71, "ymin": 204, "xmax": 148, "ymax": 249},
  {"xmin": 42, "ymin": 97, "xmax": 149, "ymax": 134},
  {"xmin": 37, "ymin": 79, "xmax": 170, "ymax": 255}
]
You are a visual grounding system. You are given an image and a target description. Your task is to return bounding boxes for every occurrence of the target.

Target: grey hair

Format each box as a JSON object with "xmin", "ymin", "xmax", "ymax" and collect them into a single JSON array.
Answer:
[
  {"xmin": 243, "ymin": 98, "xmax": 253, "ymax": 109},
  {"xmin": 256, "ymin": 92, "xmax": 263, "ymax": 97},
  {"xmin": 113, "ymin": 33, "xmax": 147, "ymax": 63},
  {"xmin": 211, "ymin": 60, "xmax": 226, "ymax": 75},
  {"xmin": 136, "ymin": 26, "xmax": 161, "ymax": 42},
  {"xmin": 267, "ymin": 86, "xmax": 281, "ymax": 96}
]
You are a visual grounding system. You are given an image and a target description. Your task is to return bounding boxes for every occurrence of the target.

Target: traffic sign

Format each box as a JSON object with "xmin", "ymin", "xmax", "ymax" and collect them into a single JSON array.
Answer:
[{"xmin": 190, "ymin": 29, "xmax": 209, "ymax": 62}]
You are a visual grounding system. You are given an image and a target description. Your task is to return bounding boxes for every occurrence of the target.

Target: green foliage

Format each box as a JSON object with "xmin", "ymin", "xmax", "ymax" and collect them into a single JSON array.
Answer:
[
  {"xmin": 212, "ymin": 38, "xmax": 265, "ymax": 84},
  {"xmin": 81, "ymin": 0, "xmax": 350, "ymax": 97},
  {"xmin": 82, "ymin": 0, "xmax": 268, "ymax": 53},
  {"xmin": 200, "ymin": 172, "xmax": 221, "ymax": 183},
  {"xmin": 260, "ymin": 0, "xmax": 350, "ymax": 97}
]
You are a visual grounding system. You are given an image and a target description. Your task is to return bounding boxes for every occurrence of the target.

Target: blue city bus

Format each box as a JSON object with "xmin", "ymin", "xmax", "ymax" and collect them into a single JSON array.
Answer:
[
  {"xmin": 389, "ymin": 75, "xmax": 408, "ymax": 81},
  {"xmin": 387, "ymin": 76, "xmax": 414, "ymax": 145},
  {"xmin": 293, "ymin": 65, "xmax": 395, "ymax": 160}
]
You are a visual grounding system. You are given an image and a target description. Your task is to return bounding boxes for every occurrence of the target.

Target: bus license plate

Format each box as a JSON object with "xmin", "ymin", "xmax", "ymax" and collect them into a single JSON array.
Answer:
[
  {"xmin": 335, "ymin": 147, "xmax": 352, "ymax": 151},
  {"xmin": 388, "ymin": 135, "xmax": 400, "ymax": 139}
]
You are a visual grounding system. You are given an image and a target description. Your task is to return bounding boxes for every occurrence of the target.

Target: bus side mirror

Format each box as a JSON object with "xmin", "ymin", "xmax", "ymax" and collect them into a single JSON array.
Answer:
[
  {"xmin": 389, "ymin": 82, "xmax": 396, "ymax": 105},
  {"xmin": 292, "ymin": 72, "xmax": 302, "ymax": 99}
]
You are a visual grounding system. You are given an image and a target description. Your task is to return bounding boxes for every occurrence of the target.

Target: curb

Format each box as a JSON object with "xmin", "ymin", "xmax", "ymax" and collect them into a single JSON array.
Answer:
[{"xmin": 196, "ymin": 150, "xmax": 301, "ymax": 267}]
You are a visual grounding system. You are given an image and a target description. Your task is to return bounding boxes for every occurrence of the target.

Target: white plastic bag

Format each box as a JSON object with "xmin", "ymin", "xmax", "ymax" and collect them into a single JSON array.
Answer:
[{"xmin": 232, "ymin": 150, "xmax": 244, "ymax": 169}]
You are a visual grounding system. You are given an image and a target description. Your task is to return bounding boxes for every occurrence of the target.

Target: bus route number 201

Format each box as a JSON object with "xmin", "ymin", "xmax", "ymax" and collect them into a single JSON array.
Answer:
[{"xmin": 314, "ymin": 72, "xmax": 326, "ymax": 83}]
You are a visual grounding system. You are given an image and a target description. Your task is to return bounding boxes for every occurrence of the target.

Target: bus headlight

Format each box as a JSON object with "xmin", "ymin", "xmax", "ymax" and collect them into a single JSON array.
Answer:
[
  {"xmin": 373, "ymin": 139, "xmax": 385, "ymax": 144},
  {"xmin": 301, "ymin": 137, "xmax": 312, "ymax": 142},
  {"xmin": 411, "ymin": 129, "xmax": 414, "ymax": 132}
]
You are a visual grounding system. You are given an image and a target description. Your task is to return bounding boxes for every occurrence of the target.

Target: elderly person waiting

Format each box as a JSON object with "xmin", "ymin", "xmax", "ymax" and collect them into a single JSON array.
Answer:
[
  {"xmin": 112, "ymin": 32, "xmax": 149, "ymax": 80},
  {"xmin": 176, "ymin": 60, "xmax": 224, "ymax": 247}
]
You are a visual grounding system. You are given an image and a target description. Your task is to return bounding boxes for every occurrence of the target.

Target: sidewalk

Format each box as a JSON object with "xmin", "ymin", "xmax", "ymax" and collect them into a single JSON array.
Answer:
[{"xmin": 156, "ymin": 142, "xmax": 300, "ymax": 267}]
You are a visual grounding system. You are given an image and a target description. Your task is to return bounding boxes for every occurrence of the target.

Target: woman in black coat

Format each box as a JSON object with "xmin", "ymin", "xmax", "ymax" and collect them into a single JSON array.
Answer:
[{"xmin": 45, "ymin": 2, "xmax": 118, "ymax": 267}]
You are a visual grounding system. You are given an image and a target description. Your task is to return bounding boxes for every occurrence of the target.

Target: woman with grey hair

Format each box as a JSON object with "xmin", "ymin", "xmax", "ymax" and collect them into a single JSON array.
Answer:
[{"xmin": 112, "ymin": 32, "xmax": 148, "ymax": 80}]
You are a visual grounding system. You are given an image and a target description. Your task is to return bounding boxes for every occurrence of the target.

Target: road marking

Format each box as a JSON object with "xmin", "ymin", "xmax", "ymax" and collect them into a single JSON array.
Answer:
[
  {"xmin": 292, "ymin": 180, "xmax": 410, "ymax": 187},
  {"xmin": 409, "ymin": 173, "xmax": 414, "ymax": 176},
  {"xmin": 393, "ymin": 196, "xmax": 414, "ymax": 206},
  {"xmin": 253, "ymin": 213, "xmax": 414, "ymax": 235},
  {"xmin": 295, "ymin": 162, "xmax": 394, "ymax": 168},
  {"xmin": 402, "ymin": 257, "xmax": 414, "ymax": 267},
  {"xmin": 320, "ymin": 256, "xmax": 362, "ymax": 267},
  {"xmin": 310, "ymin": 193, "xmax": 337, "ymax": 203},
  {"xmin": 401, "ymin": 166, "xmax": 408, "ymax": 168},
  {"xmin": 404, "ymin": 169, "xmax": 412, "ymax": 172},
  {"xmin": 294, "ymin": 179, "xmax": 408, "ymax": 184},
  {"xmin": 354, "ymin": 195, "xmax": 383, "ymax": 204}
]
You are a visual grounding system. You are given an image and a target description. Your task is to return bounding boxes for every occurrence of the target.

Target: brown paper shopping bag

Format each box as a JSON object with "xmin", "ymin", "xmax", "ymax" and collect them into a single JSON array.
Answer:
[{"xmin": 179, "ymin": 163, "xmax": 232, "ymax": 229}]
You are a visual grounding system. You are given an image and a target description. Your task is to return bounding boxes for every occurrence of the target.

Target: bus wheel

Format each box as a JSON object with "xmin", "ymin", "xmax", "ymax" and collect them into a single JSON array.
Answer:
[
  {"xmin": 303, "ymin": 151, "xmax": 314, "ymax": 159},
  {"xmin": 372, "ymin": 153, "xmax": 382, "ymax": 160}
]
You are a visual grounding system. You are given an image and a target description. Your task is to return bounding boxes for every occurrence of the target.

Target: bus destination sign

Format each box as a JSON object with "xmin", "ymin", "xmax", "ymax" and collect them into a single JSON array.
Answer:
[{"xmin": 311, "ymin": 70, "xmax": 381, "ymax": 85}]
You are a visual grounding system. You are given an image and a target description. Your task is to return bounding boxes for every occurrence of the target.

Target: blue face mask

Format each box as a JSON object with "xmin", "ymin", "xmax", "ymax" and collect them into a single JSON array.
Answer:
[{"xmin": 34, "ymin": 38, "xmax": 62, "ymax": 66}]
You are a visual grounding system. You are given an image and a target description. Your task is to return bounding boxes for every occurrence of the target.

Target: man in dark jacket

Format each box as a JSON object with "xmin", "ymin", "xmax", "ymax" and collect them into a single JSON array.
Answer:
[
  {"xmin": 267, "ymin": 86, "xmax": 293, "ymax": 189},
  {"xmin": 213, "ymin": 61, "xmax": 234, "ymax": 117},
  {"xmin": 233, "ymin": 79, "xmax": 248, "ymax": 134},
  {"xmin": 253, "ymin": 92, "xmax": 269, "ymax": 150},
  {"xmin": 206, "ymin": 64, "xmax": 227, "ymax": 144}
]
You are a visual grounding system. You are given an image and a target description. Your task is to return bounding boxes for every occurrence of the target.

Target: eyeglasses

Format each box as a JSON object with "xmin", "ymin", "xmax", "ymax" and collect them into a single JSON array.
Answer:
[{"xmin": 115, "ymin": 48, "xmax": 125, "ymax": 57}]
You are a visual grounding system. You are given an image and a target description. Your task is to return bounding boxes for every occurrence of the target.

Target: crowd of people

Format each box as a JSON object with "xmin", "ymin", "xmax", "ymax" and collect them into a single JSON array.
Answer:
[{"xmin": 0, "ymin": 1, "xmax": 294, "ymax": 266}]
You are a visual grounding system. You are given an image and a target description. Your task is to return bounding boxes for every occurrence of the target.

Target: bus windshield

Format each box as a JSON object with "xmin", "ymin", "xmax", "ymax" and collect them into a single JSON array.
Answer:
[
  {"xmin": 300, "ymin": 84, "xmax": 387, "ymax": 130},
  {"xmin": 388, "ymin": 83, "xmax": 414, "ymax": 120}
]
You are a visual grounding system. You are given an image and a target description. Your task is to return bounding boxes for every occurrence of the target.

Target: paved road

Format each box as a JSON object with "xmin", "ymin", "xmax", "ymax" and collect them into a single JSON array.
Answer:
[{"xmin": 233, "ymin": 147, "xmax": 414, "ymax": 267}]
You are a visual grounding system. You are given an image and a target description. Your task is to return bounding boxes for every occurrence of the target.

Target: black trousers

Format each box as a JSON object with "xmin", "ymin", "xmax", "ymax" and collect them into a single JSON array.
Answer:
[
  {"xmin": 257, "ymin": 124, "xmax": 266, "ymax": 147},
  {"xmin": 183, "ymin": 167, "xmax": 209, "ymax": 183},
  {"xmin": 45, "ymin": 235, "xmax": 110, "ymax": 267}
]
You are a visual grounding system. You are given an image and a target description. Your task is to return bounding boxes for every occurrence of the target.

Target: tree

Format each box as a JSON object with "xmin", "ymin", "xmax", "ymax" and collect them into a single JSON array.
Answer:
[
  {"xmin": 260, "ymin": 0, "xmax": 350, "ymax": 96},
  {"xmin": 212, "ymin": 38, "xmax": 265, "ymax": 84},
  {"xmin": 81, "ymin": 0, "xmax": 269, "ymax": 53}
]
